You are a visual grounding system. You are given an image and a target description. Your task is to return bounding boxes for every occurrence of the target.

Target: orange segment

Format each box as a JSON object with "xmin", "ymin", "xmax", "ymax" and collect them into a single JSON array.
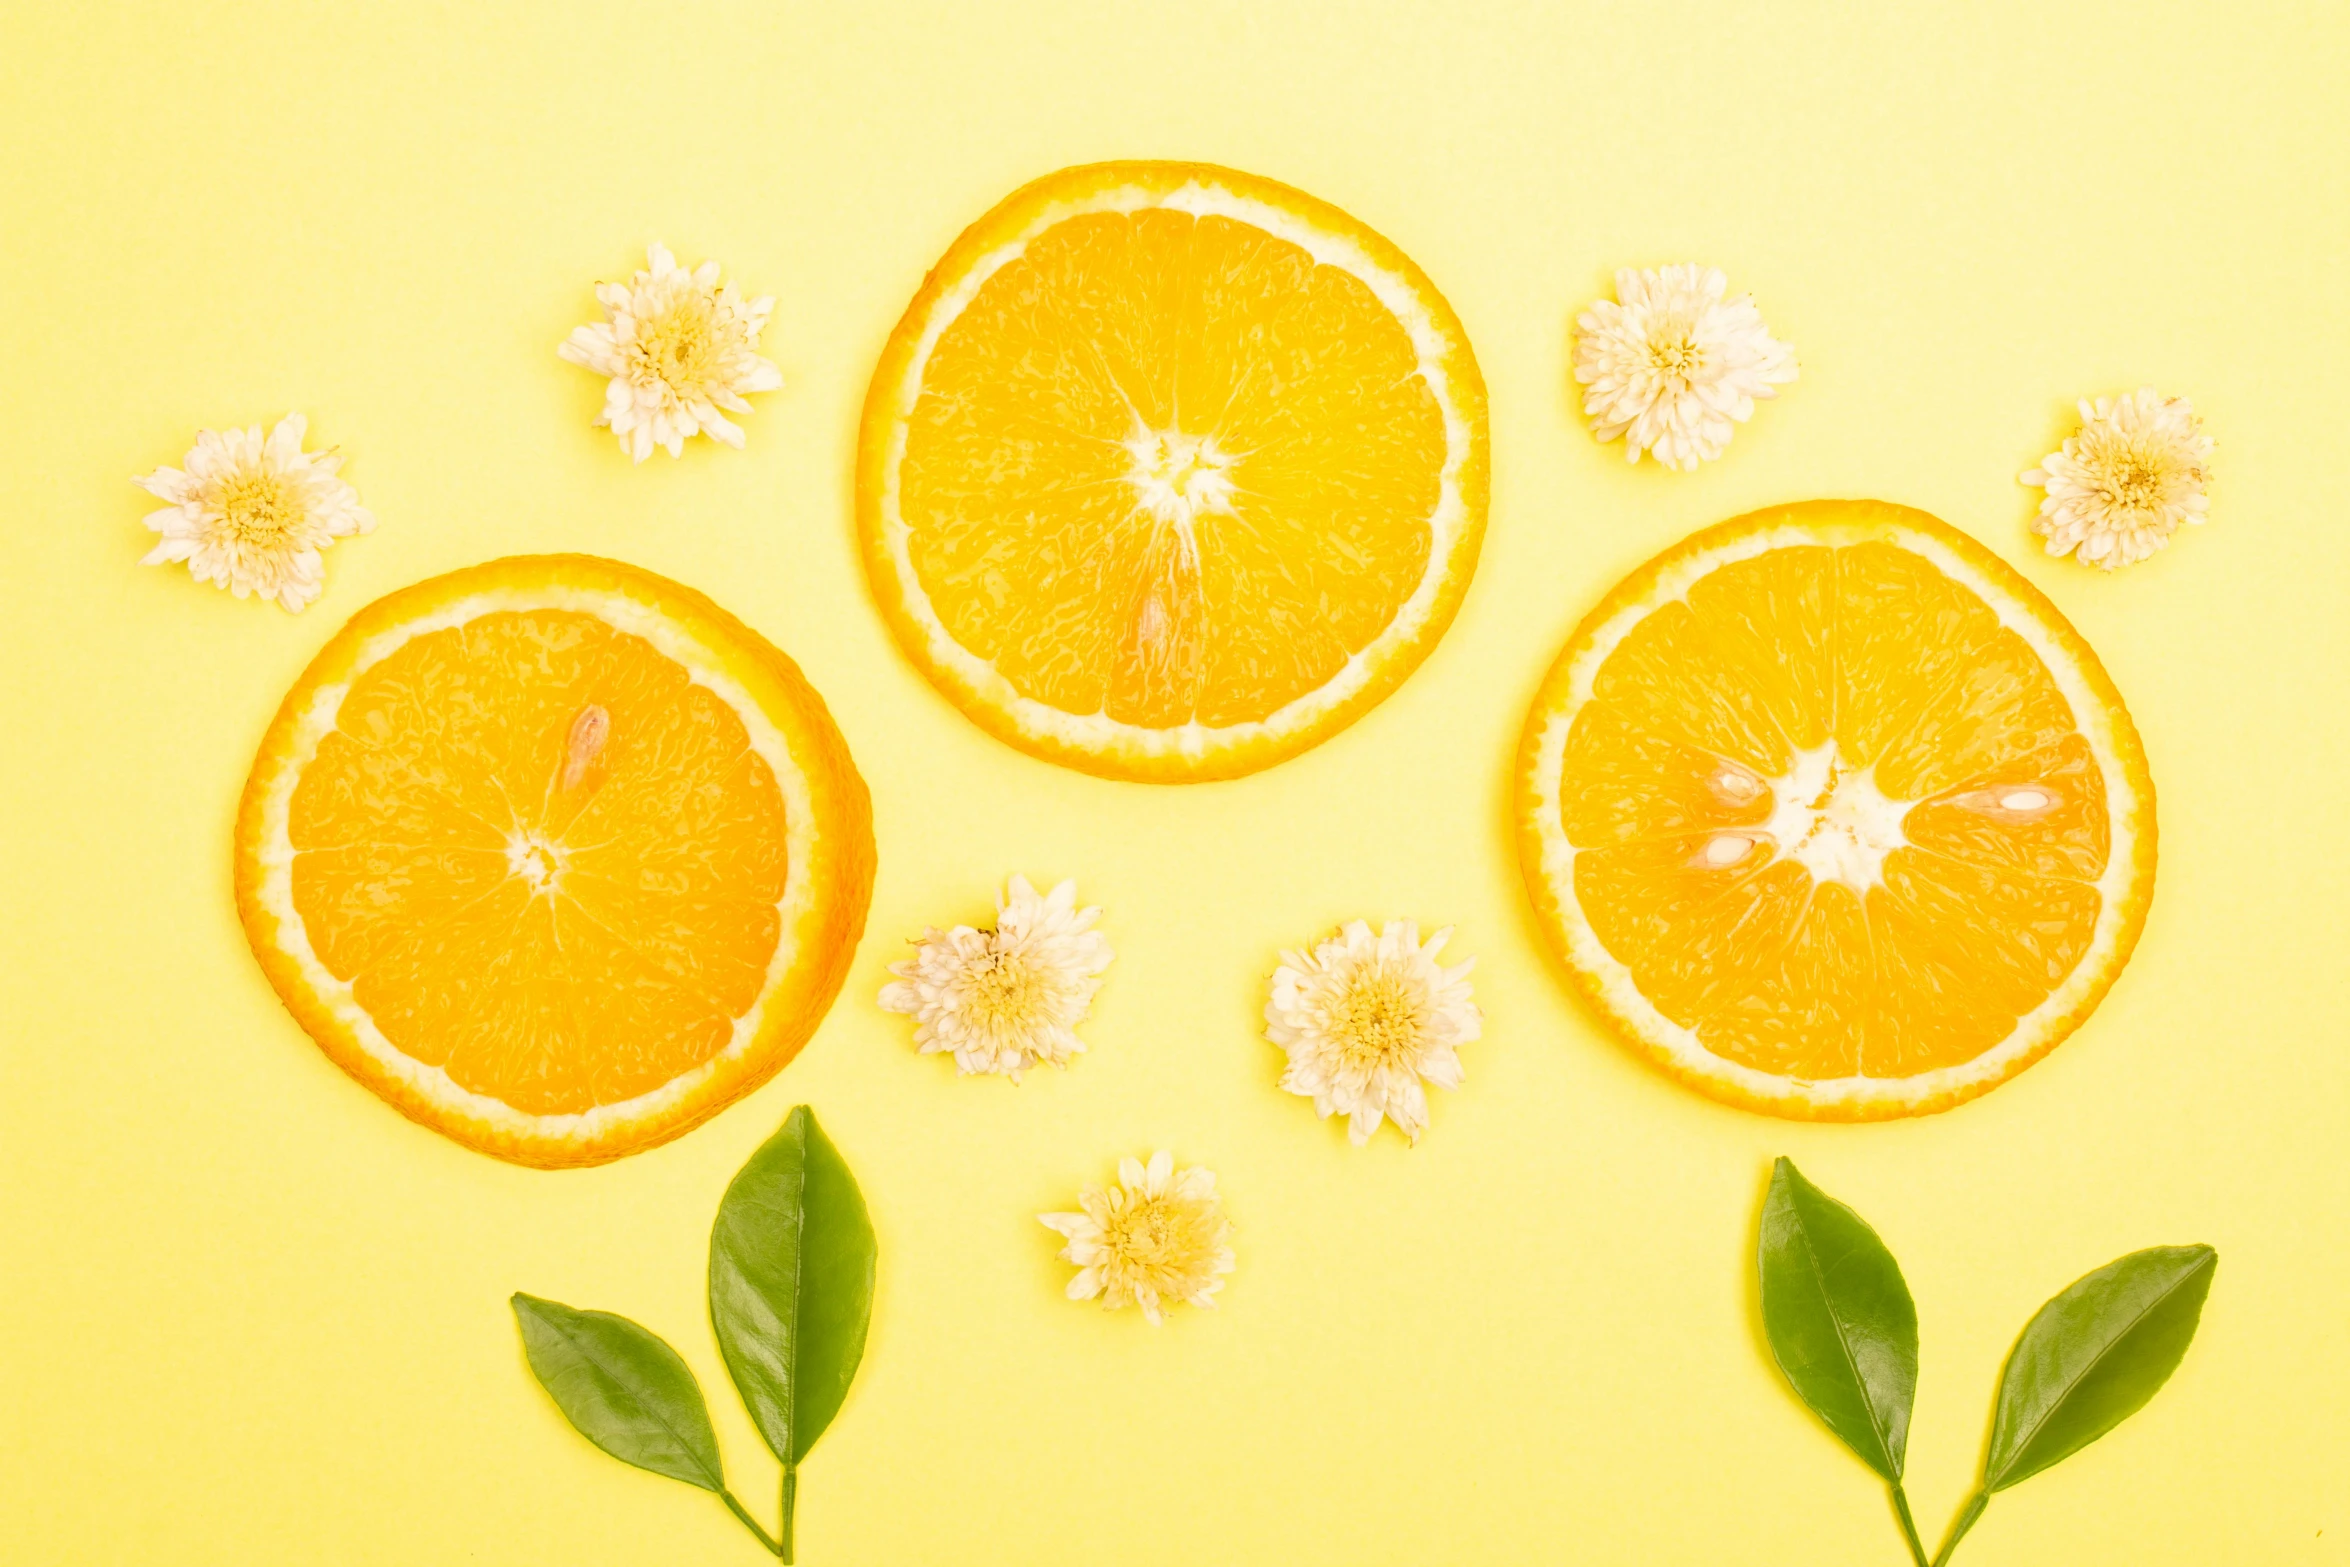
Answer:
[
  {"xmin": 860, "ymin": 161, "xmax": 1486, "ymax": 781},
  {"xmin": 235, "ymin": 555, "xmax": 874, "ymax": 1167},
  {"xmin": 1517, "ymin": 501, "xmax": 2155, "ymax": 1120}
]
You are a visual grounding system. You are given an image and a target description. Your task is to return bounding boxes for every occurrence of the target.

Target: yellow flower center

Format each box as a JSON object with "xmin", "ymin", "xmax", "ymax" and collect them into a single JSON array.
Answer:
[
  {"xmin": 1101, "ymin": 1191, "xmax": 1221, "ymax": 1290},
  {"xmin": 2103, "ymin": 450, "xmax": 2174, "ymax": 512},
  {"xmin": 215, "ymin": 471, "xmax": 302, "ymax": 546},
  {"xmin": 637, "ymin": 295, "xmax": 724, "ymax": 388},
  {"xmin": 965, "ymin": 945, "xmax": 1047, "ymax": 1032},
  {"xmin": 1648, "ymin": 328, "xmax": 1706, "ymax": 379},
  {"xmin": 1331, "ymin": 961, "xmax": 1427, "ymax": 1070}
]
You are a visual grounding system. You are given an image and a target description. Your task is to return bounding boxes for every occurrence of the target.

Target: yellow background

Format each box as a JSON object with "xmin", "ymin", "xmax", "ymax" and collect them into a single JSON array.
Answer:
[{"xmin": 3, "ymin": 3, "xmax": 2345, "ymax": 1562}]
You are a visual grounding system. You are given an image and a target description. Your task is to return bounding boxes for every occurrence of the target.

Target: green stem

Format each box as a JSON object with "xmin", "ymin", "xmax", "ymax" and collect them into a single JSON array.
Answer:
[
  {"xmin": 719, "ymin": 1488, "xmax": 784, "ymax": 1557},
  {"xmin": 1889, "ymin": 1483, "xmax": 1931, "ymax": 1567},
  {"xmin": 1929, "ymin": 1490, "xmax": 1990, "ymax": 1567},
  {"xmin": 779, "ymin": 1465, "xmax": 798, "ymax": 1563}
]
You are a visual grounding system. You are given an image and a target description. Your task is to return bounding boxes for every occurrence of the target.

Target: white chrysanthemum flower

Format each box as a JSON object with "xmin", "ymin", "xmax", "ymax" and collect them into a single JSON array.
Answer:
[
  {"xmin": 1266, "ymin": 920, "xmax": 1480, "ymax": 1146},
  {"xmin": 2021, "ymin": 388, "xmax": 2213, "ymax": 570},
  {"xmin": 1572, "ymin": 264, "xmax": 1798, "ymax": 470},
  {"xmin": 878, "ymin": 877, "xmax": 1112, "ymax": 1080},
  {"xmin": 558, "ymin": 245, "xmax": 783, "ymax": 462},
  {"xmin": 134, "ymin": 414, "xmax": 376, "ymax": 613},
  {"xmin": 1039, "ymin": 1151, "xmax": 1234, "ymax": 1325}
]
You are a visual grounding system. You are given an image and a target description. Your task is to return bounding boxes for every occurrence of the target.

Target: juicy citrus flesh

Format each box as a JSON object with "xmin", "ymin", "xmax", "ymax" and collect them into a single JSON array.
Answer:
[
  {"xmin": 293, "ymin": 611, "xmax": 788, "ymax": 1114},
  {"xmin": 862, "ymin": 161, "xmax": 1487, "ymax": 781},
  {"xmin": 901, "ymin": 208, "xmax": 1442, "ymax": 728},
  {"xmin": 1518, "ymin": 501, "xmax": 2154, "ymax": 1120},
  {"xmin": 236, "ymin": 557, "xmax": 874, "ymax": 1167}
]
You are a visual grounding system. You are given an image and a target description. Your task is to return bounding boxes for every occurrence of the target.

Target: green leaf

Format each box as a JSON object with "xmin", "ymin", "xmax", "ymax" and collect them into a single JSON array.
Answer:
[
  {"xmin": 1982, "ymin": 1244, "xmax": 2216, "ymax": 1492},
  {"xmin": 709, "ymin": 1105, "xmax": 877, "ymax": 1468},
  {"xmin": 510, "ymin": 1293, "xmax": 726, "ymax": 1493},
  {"xmin": 1756, "ymin": 1158, "xmax": 1920, "ymax": 1483}
]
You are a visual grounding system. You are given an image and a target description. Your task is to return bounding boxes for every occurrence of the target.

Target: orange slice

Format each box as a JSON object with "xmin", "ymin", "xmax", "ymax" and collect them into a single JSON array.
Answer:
[
  {"xmin": 858, "ymin": 160, "xmax": 1488, "ymax": 782},
  {"xmin": 234, "ymin": 556, "xmax": 874, "ymax": 1167},
  {"xmin": 1516, "ymin": 501, "xmax": 2155, "ymax": 1120}
]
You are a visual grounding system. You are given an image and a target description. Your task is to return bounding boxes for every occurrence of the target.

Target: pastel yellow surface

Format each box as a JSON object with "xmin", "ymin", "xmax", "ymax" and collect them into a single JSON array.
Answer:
[{"xmin": 2, "ymin": 4, "xmax": 2344, "ymax": 1563}]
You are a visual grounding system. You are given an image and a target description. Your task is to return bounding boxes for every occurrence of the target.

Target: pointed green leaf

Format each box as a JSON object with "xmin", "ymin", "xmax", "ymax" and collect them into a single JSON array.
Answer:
[
  {"xmin": 1983, "ymin": 1244, "xmax": 2216, "ymax": 1492},
  {"xmin": 709, "ymin": 1105, "xmax": 877, "ymax": 1467},
  {"xmin": 510, "ymin": 1293, "xmax": 725, "ymax": 1493},
  {"xmin": 1756, "ymin": 1158, "xmax": 1919, "ymax": 1482}
]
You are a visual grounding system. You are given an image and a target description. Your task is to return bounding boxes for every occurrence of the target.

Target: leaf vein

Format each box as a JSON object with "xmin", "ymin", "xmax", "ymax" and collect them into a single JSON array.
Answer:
[{"xmin": 1993, "ymin": 1251, "xmax": 2212, "ymax": 1485}]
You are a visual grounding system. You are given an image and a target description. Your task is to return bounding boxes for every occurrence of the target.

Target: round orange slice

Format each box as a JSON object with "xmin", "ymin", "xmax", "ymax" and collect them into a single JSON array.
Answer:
[
  {"xmin": 234, "ymin": 556, "xmax": 874, "ymax": 1167},
  {"xmin": 1516, "ymin": 500, "xmax": 2155, "ymax": 1120},
  {"xmin": 858, "ymin": 160, "xmax": 1488, "ymax": 782}
]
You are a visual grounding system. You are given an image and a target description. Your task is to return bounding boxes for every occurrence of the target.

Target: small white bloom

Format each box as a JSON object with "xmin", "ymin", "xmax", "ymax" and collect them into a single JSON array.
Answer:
[
  {"xmin": 2021, "ymin": 388, "xmax": 2213, "ymax": 570},
  {"xmin": 558, "ymin": 245, "xmax": 783, "ymax": 462},
  {"xmin": 878, "ymin": 877, "xmax": 1112, "ymax": 1080},
  {"xmin": 1039, "ymin": 1150, "xmax": 1235, "ymax": 1325},
  {"xmin": 134, "ymin": 414, "xmax": 376, "ymax": 613},
  {"xmin": 1266, "ymin": 920, "xmax": 1480, "ymax": 1146},
  {"xmin": 1572, "ymin": 264, "xmax": 1797, "ymax": 470}
]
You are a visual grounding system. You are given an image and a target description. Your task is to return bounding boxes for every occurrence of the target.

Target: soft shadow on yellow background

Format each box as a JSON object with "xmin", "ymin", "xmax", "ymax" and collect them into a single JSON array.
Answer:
[{"xmin": 2, "ymin": 3, "xmax": 2345, "ymax": 1563}]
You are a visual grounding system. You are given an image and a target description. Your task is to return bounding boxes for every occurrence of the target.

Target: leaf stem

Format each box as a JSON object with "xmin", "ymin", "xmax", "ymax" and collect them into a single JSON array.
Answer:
[
  {"xmin": 780, "ymin": 1464, "xmax": 798, "ymax": 1563},
  {"xmin": 1889, "ymin": 1483, "xmax": 1930, "ymax": 1567},
  {"xmin": 1929, "ymin": 1490, "xmax": 1989, "ymax": 1567},
  {"xmin": 719, "ymin": 1488, "xmax": 784, "ymax": 1557}
]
